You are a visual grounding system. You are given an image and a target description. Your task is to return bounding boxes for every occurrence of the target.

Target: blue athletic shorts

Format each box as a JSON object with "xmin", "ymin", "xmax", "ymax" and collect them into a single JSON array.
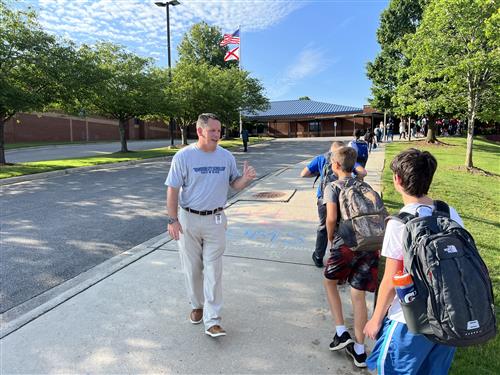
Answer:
[{"xmin": 366, "ymin": 318, "xmax": 456, "ymax": 375}]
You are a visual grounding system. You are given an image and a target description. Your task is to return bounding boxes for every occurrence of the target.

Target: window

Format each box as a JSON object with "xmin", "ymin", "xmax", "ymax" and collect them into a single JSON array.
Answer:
[{"xmin": 309, "ymin": 121, "xmax": 320, "ymax": 133}]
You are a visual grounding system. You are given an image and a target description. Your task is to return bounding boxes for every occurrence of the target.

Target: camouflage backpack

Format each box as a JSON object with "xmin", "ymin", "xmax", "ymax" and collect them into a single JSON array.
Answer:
[{"xmin": 332, "ymin": 178, "xmax": 387, "ymax": 251}]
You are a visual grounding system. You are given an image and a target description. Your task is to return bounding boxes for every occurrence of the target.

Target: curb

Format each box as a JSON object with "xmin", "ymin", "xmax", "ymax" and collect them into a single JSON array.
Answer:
[
  {"xmin": 0, "ymin": 156, "xmax": 171, "ymax": 186},
  {"xmin": 1, "ymin": 140, "xmax": 274, "ymax": 186},
  {"xmin": 0, "ymin": 233, "xmax": 171, "ymax": 339}
]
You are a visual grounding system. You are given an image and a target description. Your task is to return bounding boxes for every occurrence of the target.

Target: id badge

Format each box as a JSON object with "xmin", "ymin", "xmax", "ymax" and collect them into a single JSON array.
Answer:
[{"xmin": 215, "ymin": 213, "xmax": 222, "ymax": 225}]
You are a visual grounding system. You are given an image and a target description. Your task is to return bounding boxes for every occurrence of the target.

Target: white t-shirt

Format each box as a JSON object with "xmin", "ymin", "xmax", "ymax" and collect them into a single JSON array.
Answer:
[
  {"xmin": 165, "ymin": 144, "xmax": 241, "ymax": 211},
  {"xmin": 383, "ymin": 202, "xmax": 464, "ymax": 323}
]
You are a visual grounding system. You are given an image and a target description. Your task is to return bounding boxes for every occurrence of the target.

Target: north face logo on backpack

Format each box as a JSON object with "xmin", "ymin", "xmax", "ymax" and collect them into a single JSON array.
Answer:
[
  {"xmin": 444, "ymin": 245, "xmax": 458, "ymax": 254},
  {"xmin": 467, "ymin": 320, "xmax": 480, "ymax": 330}
]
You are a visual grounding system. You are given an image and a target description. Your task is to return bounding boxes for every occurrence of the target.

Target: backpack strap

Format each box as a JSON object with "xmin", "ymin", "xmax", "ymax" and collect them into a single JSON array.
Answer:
[
  {"xmin": 312, "ymin": 174, "xmax": 320, "ymax": 188},
  {"xmin": 332, "ymin": 178, "xmax": 356, "ymax": 191},
  {"xmin": 385, "ymin": 212, "xmax": 414, "ymax": 227},
  {"xmin": 331, "ymin": 179, "xmax": 342, "ymax": 190},
  {"xmin": 433, "ymin": 200, "xmax": 450, "ymax": 217},
  {"xmin": 312, "ymin": 152, "xmax": 331, "ymax": 188}
]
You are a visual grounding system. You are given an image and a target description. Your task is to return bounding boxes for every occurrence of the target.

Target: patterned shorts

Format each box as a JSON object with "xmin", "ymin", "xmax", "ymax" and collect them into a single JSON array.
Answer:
[{"xmin": 324, "ymin": 245, "xmax": 379, "ymax": 292}]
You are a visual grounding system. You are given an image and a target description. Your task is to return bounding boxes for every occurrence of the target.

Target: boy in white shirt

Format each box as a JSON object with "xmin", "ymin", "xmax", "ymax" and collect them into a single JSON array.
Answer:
[{"xmin": 364, "ymin": 148, "xmax": 462, "ymax": 374}]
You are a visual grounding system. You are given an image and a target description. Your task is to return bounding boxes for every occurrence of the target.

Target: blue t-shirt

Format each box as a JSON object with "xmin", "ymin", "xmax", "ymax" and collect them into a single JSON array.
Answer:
[
  {"xmin": 306, "ymin": 155, "xmax": 327, "ymax": 199},
  {"xmin": 306, "ymin": 154, "xmax": 363, "ymax": 199}
]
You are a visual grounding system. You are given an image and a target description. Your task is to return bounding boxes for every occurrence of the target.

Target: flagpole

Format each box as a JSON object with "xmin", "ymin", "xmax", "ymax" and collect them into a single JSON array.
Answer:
[{"xmin": 238, "ymin": 25, "xmax": 243, "ymax": 138}]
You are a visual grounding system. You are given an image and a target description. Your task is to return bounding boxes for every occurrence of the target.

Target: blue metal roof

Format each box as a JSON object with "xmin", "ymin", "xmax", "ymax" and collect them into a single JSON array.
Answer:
[{"xmin": 244, "ymin": 100, "xmax": 362, "ymax": 119}]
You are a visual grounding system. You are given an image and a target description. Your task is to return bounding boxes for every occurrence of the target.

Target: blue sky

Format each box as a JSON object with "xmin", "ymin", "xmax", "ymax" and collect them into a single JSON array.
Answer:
[{"xmin": 25, "ymin": 0, "xmax": 388, "ymax": 108}]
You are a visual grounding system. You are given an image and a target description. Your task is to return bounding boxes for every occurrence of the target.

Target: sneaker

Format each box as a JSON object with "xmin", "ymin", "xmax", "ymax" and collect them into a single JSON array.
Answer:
[
  {"xmin": 189, "ymin": 309, "xmax": 203, "ymax": 324},
  {"xmin": 346, "ymin": 343, "xmax": 367, "ymax": 368},
  {"xmin": 329, "ymin": 331, "xmax": 354, "ymax": 351},
  {"xmin": 205, "ymin": 325, "xmax": 226, "ymax": 338},
  {"xmin": 312, "ymin": 253, "xmax": 324, "ymax": 268}
]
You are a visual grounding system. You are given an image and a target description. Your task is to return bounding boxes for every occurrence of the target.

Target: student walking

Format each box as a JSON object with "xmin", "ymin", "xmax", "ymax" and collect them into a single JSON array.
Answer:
[
  {"xmin": 386, "ymin": 119, "xmax": 394, "ymax": 142},
  {"xmin": 165, "ymin": 113, "xmax": 256, "ymax": 338},
  {"xmin": 323, "ymin": 147, "xmax": 383, "ymax": 368},
  {"xmin": 348, "ymin": 130, "xmax": 369, "ymax": 167},
  {"xmin": 399, "ymin": 120, "xmax": 407, "ymax": 140},
  {"xmin": 364, "ymin": 129, "xmax": 376, "ymax": 153},
  {"xmin": 375, "ymin": 122, "xmax": 383, "ymax": 143},
  {"xmin": 241, "ymin": 128, "xmax": 249, "ymax": 152},
  {"xmin": 364, "ymin": 149, "xmax": 464, "ymax": 374},
  {"xmin": 300, "ymin": 142, "xmax": 366, "ymax": 268}
]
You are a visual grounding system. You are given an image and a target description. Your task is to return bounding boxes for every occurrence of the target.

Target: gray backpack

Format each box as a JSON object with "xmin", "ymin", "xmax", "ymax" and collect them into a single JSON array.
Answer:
[
  {"xmin": 332, "ymin": 178, "xmax": 387, "ymax": 251},
  {"xmin": 391, "ymin": 201, "xmax": 497, "ymax": 347}
]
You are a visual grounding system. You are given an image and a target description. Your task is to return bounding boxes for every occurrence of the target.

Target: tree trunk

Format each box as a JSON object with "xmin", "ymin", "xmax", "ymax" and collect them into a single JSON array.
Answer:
[
  {"xmin": 181, "ymin": 126, "xmax": 188, "ymax": 145},
  {"xmin": 426, "ymin": 117, "xmax": 437, "ymax": 143},
  {"xmin": 407, "ymin": 116, "xmax": 412, "ymax": 142},
  {"xmin": 465, "ymin": 117, "xmax": 474, "ymax": 168},
  {"xmin": 118, "ymin": 119, "xmax": 129, "ymax": 152},
  {"xmin": 465, "ymin": 75, "xmax": 477, "ymax": 169},
  {"xmin": 0, "ymin": 118, "xmax": 6, "ymax": 165}
]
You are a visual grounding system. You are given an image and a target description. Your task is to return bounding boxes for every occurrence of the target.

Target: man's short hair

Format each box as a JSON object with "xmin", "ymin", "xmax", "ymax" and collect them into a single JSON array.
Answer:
[
  {"xmin": 197, "ymin": 113, "xmax": 220, "ymax": 129},
  {"xmin": 354, "ymin": 129, "xmax": 362, "ymax": 138},
  {"xmin": 330, "ymin": 141, "xmax": 345, "ymax": 152},
  {"xmin": 390, "ymin": 148, "xmax": 437, "ymax": 197},
  {"xmin": 332, "ymin": 146, "xmax": 357, "ymax": 173}
]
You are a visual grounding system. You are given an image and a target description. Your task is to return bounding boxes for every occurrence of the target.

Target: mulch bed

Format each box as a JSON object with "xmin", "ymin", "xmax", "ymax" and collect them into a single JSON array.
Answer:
[{"xmin": 451, "ymin": 166, "xmax": 499, "ymax": 177}]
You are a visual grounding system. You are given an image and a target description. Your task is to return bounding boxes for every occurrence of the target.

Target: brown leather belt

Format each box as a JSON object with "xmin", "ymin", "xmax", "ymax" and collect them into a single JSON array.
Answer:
[{"xmin": 182, "ymin": 207, "xmax": 223, "ymax": 216}]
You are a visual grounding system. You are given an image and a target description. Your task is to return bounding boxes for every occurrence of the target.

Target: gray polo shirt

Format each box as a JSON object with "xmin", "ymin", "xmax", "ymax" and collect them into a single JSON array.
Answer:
[{"xmin": 165, "ymin": 144, "xmax": 241, "ymax": 211}]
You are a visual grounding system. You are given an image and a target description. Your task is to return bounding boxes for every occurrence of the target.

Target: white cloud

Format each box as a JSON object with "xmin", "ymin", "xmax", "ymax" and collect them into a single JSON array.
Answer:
[
  {"xmin": 267, "ymin": 44, "xmax": 336, "ymax": 99},
  {"xmin": 30, "ymin": 0, "xmax": 304, "ymax": 61}
]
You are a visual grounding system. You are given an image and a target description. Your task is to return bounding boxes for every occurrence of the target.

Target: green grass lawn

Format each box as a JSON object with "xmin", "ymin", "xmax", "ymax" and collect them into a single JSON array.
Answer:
[
  {"xmin": 382, "ymin": 136, "xmax": 500, "ymax": 375},
  {"xmin": 0, "ymin": 137, "xmax": 273, "ymax": 179}
]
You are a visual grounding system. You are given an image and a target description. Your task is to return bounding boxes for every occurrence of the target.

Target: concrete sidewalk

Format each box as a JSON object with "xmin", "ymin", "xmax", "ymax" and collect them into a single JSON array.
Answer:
[{"xmin": 0, "ymin": 144, "xmax": 386, "ymax": 374}]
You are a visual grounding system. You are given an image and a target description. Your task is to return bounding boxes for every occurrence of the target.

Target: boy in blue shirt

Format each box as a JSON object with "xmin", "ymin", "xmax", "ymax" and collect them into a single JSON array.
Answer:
[{"xmin": 300, "ymin": 141, "xmax": 366, "ymax": 267}]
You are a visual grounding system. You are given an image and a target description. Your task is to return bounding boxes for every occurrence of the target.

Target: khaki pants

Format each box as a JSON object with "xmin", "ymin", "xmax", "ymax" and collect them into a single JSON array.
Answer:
[{"xmin": 178, "ymin": 208, "xmax": 227, "ymax": 329}]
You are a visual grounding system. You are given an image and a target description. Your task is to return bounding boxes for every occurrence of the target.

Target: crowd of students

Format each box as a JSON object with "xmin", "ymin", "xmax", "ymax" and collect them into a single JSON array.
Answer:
[
  {"xmin": 375, "ymin": 117, "xmax": 466, "ymax": 141},
  {"xmin": 300, "ymin": 130, "xmax": 484, "ymax": 373}
]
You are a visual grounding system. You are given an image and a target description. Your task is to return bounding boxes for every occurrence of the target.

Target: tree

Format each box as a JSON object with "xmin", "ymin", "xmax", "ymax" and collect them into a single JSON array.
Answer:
[
  {"xmin": 177, "ymin": 22, "xmax": 235, "ymax": 68},
  {"xmin": 169, "ymin": 62, "xmax": 213, "ymax": 144},
  {"xmin": 214, "ymin": 67, "xmax": 268, "ymax": 130},
  {"xmin": 403, "ymin": 0, "xmax": 499, "ymax": 167},
  {"xmin": 171, "ymin": 62, "xmax": 268, "ymax": 145},
  {"xmin": 366, "ymin": 0, "xmax": 428, "ymax": 114},
  {"xmin": 0, "ymin": 2, "xmax": 91, "ymax": 164},
  {"xmin": 84, "ymin": 43, "xmax": 164, "ymax": 152},
  {"xmin": 299, "ymin": 96, "xmax": 311, "ymax": 100}
]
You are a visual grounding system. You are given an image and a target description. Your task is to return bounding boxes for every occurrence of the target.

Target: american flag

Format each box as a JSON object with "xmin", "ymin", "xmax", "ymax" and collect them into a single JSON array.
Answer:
[{"xmin": 220, "ymin": 28, "xmax": 240, "ymax": 46}]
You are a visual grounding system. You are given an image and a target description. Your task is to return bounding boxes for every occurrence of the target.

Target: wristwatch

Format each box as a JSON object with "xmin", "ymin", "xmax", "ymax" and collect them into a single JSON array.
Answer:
[{"xmin": 167, "ymin": 216, "xmax": 178, "ymax": 225}]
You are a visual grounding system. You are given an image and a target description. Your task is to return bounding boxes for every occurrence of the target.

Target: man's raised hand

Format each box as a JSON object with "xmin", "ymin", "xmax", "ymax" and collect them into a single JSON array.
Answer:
[{"xmin": 243, "ymin": 161, "xmax": 256, "ymax": 181}]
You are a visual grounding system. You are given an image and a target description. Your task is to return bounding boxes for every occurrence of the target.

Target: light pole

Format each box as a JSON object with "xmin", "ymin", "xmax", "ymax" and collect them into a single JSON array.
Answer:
[{"xmin": 155, "ymin": 0, "xmax": 180, "ymax": 147}]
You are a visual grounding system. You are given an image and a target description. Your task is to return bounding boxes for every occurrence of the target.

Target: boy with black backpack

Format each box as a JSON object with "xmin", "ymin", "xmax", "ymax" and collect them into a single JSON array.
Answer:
[
  {"xmin": 364, "ymin": 148, "xmax": 496, "ymax": 374},
  {"xmin": 323, "ymin": 146, "xmax": 387, "ymax": 368}
]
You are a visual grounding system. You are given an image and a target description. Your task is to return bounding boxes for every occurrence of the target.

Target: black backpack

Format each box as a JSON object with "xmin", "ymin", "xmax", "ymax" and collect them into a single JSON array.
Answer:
[{"xmin": 389, "ymin": 201, "xmax": 497, "ymax": 347}]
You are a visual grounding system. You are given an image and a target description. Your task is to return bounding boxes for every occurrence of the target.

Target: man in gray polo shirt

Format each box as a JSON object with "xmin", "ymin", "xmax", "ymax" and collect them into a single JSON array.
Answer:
[{"xmin": 165, "ymin": 113, "xmax": 256, "ymax": 338}]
